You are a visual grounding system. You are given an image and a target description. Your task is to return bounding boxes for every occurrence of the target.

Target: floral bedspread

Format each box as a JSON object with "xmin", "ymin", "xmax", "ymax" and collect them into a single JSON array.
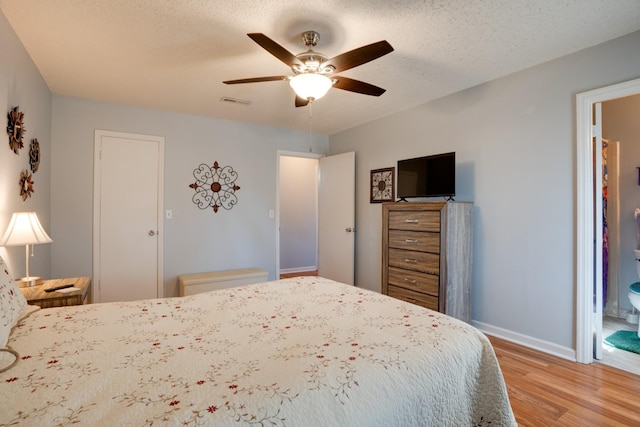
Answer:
[{"xmin": 1, "ymin": 277, "xmax": 516, "ymax": 426}]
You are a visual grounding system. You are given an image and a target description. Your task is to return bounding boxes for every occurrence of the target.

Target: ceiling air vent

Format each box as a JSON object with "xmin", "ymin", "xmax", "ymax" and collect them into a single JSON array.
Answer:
[{"xmin": 220, "ymin": 97, "xmax": 252, "ymax": 106}]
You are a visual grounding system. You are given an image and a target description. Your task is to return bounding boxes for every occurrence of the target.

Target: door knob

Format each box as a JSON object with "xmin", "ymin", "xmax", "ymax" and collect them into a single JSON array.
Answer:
[{"xmin": 148, "ymin": 230, "xmax": 156, "ymax": 236}]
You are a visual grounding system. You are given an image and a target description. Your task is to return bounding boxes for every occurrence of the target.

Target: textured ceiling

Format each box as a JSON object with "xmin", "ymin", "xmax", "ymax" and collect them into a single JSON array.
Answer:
[{"xmin": 2, "ymin": 0, "xmax": 640, "ymax": 135}]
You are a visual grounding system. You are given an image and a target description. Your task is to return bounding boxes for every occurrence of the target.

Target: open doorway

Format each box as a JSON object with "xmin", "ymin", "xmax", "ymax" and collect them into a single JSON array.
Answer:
[
  {"xmin": 576, "ymin": 77, "xmax": 640, "ymax": 364},
  {"xmin": 277, "ymin": 153, "xmax": 320, "ymax": 277},
  {"xmin": 275, "ymin": 151, "xmax": 356, "ymax": 283},
  {"xmin": 599, "ymin": 95, "xmax": 640, "ymax": 375}
]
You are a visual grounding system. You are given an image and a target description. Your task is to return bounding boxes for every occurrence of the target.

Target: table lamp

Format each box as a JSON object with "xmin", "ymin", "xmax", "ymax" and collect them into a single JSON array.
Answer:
[{"xmin": 0, "ymin": 212, "xmax": 52, "ymax": 286}]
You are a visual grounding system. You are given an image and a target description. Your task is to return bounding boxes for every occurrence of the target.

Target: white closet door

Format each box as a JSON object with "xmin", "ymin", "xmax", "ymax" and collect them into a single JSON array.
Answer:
[{"xmin": 93, "ymin": 130, "xmax": 164, "ymax": 303}]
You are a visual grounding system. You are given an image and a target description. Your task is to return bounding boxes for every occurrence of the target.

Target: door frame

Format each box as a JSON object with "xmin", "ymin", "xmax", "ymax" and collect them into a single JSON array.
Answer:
[
  {"xmin": 93, "ymin": 130, "xmax": 165, "ymax": 302},
  {"xmin": 576, "ymin": 77, "xmax": 640, "ymax": 363}
]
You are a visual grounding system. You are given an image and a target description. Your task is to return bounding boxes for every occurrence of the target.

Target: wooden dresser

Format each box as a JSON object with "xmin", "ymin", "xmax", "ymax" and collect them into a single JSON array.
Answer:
[{"xmin": 382, "ymin": 201, "xmax": 472, "ymax": 322}]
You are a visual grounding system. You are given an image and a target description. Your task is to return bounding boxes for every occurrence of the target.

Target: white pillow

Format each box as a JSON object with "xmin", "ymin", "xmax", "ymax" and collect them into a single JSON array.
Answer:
[{"xmin": 0, "ymin": 255, "xmax": 27, "ymax": 347}]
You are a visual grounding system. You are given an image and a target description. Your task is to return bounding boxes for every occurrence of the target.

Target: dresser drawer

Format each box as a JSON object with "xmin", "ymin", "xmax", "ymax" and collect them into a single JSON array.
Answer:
[
  {"xmin": 388, "ymin": 229, "xmax": 439, "ymax": 253},
  {"xmin": 388, "ymin": 211, "xmax": 440, "ymax": 232},
  {"xmin": 389, "ymin": 248, "xmax": 439, "ymax": 274},
  {"xmin": 388, "ymin": 267, "xmax": 439, "ymax": 296},
  {"xmin": 387, "ymin": 285, "xmax": 439, "ymax": 311}
]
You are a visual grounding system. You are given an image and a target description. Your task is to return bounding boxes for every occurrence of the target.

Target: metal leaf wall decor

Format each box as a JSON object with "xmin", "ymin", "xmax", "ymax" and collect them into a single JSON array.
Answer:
[
  {"xmin": 29, "ymin": 138, "xmax": 40, "ymax": 172},
  {"xmin": 189, "ymin": 161, "xmax": 240, "ymax": 213},
  {"xmin": 7, "ymin": 106, "xmax": 25, "ymax": 154},
  {"xmin": 19, "ymin": 169, "xmax": 34, "ymax": 201}
]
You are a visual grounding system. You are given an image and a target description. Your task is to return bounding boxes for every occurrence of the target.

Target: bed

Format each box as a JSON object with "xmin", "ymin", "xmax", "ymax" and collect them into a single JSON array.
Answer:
[{"xmin": 0, "ymin": 271, "xmax": 516, "ymax": 426}]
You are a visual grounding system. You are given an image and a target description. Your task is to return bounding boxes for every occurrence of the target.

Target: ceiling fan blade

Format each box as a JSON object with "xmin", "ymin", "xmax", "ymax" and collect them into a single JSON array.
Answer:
[
  {"xmin": 223, "ymin": 76, "xmax": 289, "ymax": 84},
  {"xmin": 248, "ymin": 33, "xmax": 303, "ymax": 67},
  {"xmin": 295, "ymin": 96, "xmax": 309, "ymax": 108},
  {"xmin": 323, "ymin": 40, "xmax": 393, "ymax": 73},
  {"xmin": 332, "ymin": 76, "xmax": 386, "ymax": 96}
]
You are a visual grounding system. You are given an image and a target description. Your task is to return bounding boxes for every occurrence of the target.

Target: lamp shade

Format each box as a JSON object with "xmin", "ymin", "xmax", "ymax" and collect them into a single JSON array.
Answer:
[
  {"xmin": 289, "ymin": 73, "xmax": 332, "ymax": 101},
  {"xmin": 0, "ymin": 212, "xmax": 52, "ymax": 246}
]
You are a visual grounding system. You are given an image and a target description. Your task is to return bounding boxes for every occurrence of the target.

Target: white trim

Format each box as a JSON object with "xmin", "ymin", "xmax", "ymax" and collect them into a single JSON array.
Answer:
[
  {"xmin": 473, "ymin": 321, "xmax": 576, "ymax": 362},
  {"xmin": 279, "ymin": 266, "xmax": 318, "ymax": 275},
  {"xmin": 93, "ymin": 130, "xmax": 165, "ymax": 302},
  {"xmin": 275, "ymin": 150, "xmax": 323, "ymax": 279},
  {"xmin": 576, "ymin": 77, "xmax": 640, "ymax": 364}
]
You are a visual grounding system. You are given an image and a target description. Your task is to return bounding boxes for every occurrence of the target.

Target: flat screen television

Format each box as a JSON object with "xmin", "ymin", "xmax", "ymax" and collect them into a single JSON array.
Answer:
[{"xmin": 397, "ymin": 152, "xmax": 455, "ymax": 200}]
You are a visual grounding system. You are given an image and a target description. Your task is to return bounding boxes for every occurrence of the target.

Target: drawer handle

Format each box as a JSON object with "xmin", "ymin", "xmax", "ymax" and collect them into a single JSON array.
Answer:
[
  {"xmin": 404, "ymin": 219, "xmax": 419, "ymax": 224},
  {"xmin": 403, "ymin": 278, "xmax": 417, "ymax": 284},
  {"xmin": 404, "ymin": 258, "xmax": 419, "ymax": 264},
  {"xmin": 405, "ymin": 239, "xmax": 419, "ymax": 244}
]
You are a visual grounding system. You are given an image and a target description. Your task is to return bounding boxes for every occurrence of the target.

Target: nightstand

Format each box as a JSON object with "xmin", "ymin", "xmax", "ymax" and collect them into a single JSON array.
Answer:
[{"xmin": 20, "ymin": 276, "xmax": 91, "ymax": 308}]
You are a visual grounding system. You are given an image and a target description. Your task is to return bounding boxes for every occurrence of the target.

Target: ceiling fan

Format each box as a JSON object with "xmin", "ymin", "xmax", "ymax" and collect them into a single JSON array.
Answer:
[{"xmin": 223, "ymin": 31, "xmax": 394, "ymax": 107}]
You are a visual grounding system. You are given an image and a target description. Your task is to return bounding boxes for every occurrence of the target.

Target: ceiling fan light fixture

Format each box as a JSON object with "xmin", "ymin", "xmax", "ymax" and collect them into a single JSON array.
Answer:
[{"xmin": 289, "ymin": 73, "xmax": 332, "ymax": 101}]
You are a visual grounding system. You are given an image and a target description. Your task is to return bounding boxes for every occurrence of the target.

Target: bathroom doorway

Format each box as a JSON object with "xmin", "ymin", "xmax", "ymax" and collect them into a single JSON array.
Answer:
[
  {"xmin": 599, "ymin": 94, "xmax": 640, "ymax": 375},
  {"xmin": 576, "ymin": 77, "xmax": 640, "ymax": 368}
]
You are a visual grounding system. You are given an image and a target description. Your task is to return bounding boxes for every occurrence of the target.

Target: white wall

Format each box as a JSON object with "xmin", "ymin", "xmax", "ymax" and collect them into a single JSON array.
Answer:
[
  {"xmin": 603, "ymin": 95, "xmax": 640, "ymax": 312},
  {"xmin": 279, "ymin": 156, "xmax": 318, "ymax": 271},
  {"xmin": 0, "ymin": 11, "xmax": 52, "ymax": 280},
  {"xmin": 50, "ymin": 95, "xmax": 328, "ymax": 297},
  {"xmin": 329, "ymin": 30, "xmax": 640, "ymax": 351}
]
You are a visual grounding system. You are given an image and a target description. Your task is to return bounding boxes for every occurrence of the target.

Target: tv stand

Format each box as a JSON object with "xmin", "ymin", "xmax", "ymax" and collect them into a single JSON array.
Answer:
[{"xmin": 397, "ymin": 196, "xmax": 455, "ymax": 202}]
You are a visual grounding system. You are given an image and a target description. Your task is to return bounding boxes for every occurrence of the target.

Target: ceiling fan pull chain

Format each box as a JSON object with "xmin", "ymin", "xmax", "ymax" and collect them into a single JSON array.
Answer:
[{"xmin": 308, "ymin": 103, "xmax": 313, "ymax": 152}]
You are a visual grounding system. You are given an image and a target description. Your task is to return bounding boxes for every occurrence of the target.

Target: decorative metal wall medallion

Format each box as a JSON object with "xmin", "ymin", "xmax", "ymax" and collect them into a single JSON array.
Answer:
[
  {"xmin": 29, "ymin": 138, "xmax": 40, "ymax": 172},
  {"xmin": 19, "ymin": 169, "xmax": 34, "ymax": 201},
  {"xmin": 7, "ymin": 106, "xmax": 26, "ymax": 154},
  {"xmin": 189, "ymin": 161, "xmax": 240, "ymax": 213}
]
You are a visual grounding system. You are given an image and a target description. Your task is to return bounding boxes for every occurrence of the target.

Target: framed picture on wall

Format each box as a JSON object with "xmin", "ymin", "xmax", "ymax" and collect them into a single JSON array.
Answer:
[{"xmin": 370, "ymin": 167, "xmax": 395, "ymax": 203}]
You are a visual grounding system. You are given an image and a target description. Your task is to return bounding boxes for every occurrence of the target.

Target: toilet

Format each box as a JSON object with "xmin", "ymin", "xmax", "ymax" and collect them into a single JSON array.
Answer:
[{"xmin": 628, "ymin": 250, "xmax": 640, "ymax": 336}]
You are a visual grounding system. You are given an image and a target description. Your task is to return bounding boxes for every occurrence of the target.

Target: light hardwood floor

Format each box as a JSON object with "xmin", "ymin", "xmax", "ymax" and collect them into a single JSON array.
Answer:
[
  {"xmin": 489, "ymin": 335, "xmax": 640, "ymax": 426},
  {"xmin": 280, "ymin": 270, "xmax": 318, "ymax": 279}
]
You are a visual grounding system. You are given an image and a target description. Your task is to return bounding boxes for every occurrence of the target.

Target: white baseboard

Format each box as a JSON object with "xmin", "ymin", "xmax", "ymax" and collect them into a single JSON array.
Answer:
[
  {"xmin": 473, "ymin": 320, "xmax": 576, "ymax": 362},
  {"xmin": 616, "ymin": 307, "xmax": 633, "ymax": 319},
  {"xmin": 280, "ymin": 266, "xmax": 317, "ymax": 275},
  {"xmin": 604, "ymin": 306, "xmax": 634, "ymax": 320}
]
